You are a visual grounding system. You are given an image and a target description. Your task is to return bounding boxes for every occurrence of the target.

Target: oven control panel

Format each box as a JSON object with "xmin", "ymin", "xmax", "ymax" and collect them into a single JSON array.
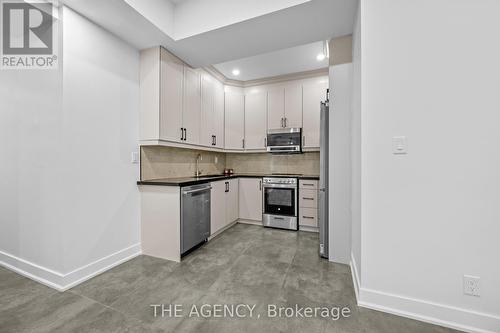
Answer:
[{"xmin": 263, "ymin": 177, "xmax": 297, "ymax": 185}]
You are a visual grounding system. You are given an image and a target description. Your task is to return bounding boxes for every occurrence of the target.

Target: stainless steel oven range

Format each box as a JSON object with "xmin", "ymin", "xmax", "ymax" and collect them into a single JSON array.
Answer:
[{"xmin": 262, "ymin": 177, "xmax": 298, "ymax": 230}]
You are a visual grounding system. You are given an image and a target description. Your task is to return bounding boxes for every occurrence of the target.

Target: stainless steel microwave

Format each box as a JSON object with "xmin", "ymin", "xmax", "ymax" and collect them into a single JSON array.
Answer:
[{"xmin": 266, "ymin": 128, "xmax": 302, "ymax": 153}]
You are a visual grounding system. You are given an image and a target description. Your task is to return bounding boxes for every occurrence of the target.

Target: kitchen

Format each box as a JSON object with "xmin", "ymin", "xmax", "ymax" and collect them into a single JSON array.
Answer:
[
  {"xmin": 136, "ymin": 45, "xmax": 333, "ymax": 261},
  {"xmin": 2, "ymin": 0, "xmax": 496, "ymax": 332}
]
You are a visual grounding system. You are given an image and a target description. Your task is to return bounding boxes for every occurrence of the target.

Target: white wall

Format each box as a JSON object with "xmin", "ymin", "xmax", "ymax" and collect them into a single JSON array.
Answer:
[
  {"xmin": 0, "ymin": 6, "xmax": 141, "ymax": 290},
  {"xmin": 329, "ymin": 63, "xmax": 352, "ymax": 265},
  {"xmin": 60, "ymin": 7, "xmax": 141, "ymax": 276},
  {"xmin": 358, "ymin": 0, "xmax": 500, "ymax": 331},
  {"xmin": 350, "ymin": 2, "xmax": 362, "ymax": 286},
  {"xmin": 0, "ymin": 31, "xmax": 64, "ymax": 277}
]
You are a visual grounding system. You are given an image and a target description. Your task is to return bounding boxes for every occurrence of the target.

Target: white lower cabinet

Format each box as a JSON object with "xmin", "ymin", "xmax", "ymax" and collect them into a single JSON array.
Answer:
[
  {"xmin": 211, "ymin": 179, "xmax": 239, "ymax": 235},
  {"xmin": 238, "ymin": 178, "xmax": 263, "ymax": 221},
  {"xmin": 226, "ymin": 179, "xmax": 239, "ymax": 224},
  {"xmin": 299, "ymin": 179, "xmax": 319, "ymax": 230},
  {"xmin": 210, "ymin": 180, "xmax": 227, "ymax": 235}
]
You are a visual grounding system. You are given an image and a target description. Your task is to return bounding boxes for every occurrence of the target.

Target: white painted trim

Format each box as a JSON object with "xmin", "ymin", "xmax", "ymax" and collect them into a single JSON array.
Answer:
[
  {"xmin": 0, "ymin": 250, "xmax": 65, "ymax": 291},
  {"xmin": 349, "ymin": 251, "xmax": 498, "ymax": 332},
  {"xmin": 209, "ymin": 220, "xmax": 239, "ymax": 240},
  {"xmin": 350, "ymin": 252, "xmax": 360, "ymax": 303},
  {"xmin": 237, "ymin": 219, "xmax": 263, "ymax": 226},
  {"xmin": 358, "ymin": 286, "xmax": 500, "ymax": 333},
  {"xmin": 205, "ymin": 65, "xmax": 329, "ymax": 88},
  {"xmin": 0, "ymin": 244, "xmax": 141, "ymax": 291}
]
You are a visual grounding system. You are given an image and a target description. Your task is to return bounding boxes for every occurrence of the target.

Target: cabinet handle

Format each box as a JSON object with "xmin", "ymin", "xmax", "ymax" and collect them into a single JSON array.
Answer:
[
  {"xmin": 302, "ymin": 197, "xmax": 314, "ymax": 200},
  {"xmin": 184, "ymin": 128, "xmax": 187, "ymax": 141},
  {"xmin": 284, "ymin": 118, "xmax": 287, "ymax": 128},
  {"xmin": 259, "ymin": 180, "xmax": 262, "ymax": 191},
  {"xmin": 242, "ymin": 139, "xmax": 245, "ymax": 149},
  {"xmin": 302, "ymin": 216, "xmax": 315, "ymax": 219},
  {"xmin": 264, "ymin": 137, "xmax": 267, "ymax": 147},
  {"xmin": 215, "ymin": 135, "xmax": 217, "ymax": 146},
  {"xmin": 180, "ymin": 128, "xmax": 184, "ymax": 141},
  {"xmin": 303, "ymin": 183, "xmax": 315, "ymax": 187},
  {"xmin": 281, "ymin": 118, "xmax": 284, "ymax": 128},
  {"xmin": 303, "ymin": 135, "xmax": 306, "ymax": 146}
]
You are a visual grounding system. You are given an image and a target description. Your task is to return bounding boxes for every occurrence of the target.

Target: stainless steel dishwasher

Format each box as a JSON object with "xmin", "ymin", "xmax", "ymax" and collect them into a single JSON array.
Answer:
[{"xmin": 181, "ymin": 183, "xmax": 211, "ymax": 255}]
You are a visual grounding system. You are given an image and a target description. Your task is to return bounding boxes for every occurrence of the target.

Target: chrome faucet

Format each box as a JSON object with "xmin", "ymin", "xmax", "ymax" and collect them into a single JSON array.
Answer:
[{"xmin": 195, "ymin": 154, "xmax": 203, "ymax": 177}]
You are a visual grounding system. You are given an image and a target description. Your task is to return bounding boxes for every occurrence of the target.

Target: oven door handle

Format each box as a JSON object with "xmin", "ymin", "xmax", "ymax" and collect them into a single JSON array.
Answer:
[{"xmin": 262, "ymin": 184, "xmax": 297, "ymax": 189}]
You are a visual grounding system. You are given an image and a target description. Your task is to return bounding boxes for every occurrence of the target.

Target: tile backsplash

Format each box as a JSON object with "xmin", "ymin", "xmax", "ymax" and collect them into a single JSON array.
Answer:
[
  {"xmin": 140, "ymin": 146, "xmax": 319, "ymax": 180},
  {"xmin": 225, "ymin": 152, "xmax": 320, "ymax": 175},
  {"xmin": 141, "ymin": 146, "xmax": 226, "ymax": 180}
]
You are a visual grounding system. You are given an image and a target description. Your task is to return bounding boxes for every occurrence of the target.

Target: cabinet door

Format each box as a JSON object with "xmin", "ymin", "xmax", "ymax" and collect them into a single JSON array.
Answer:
[
  {"xmin": 160, "ymin": 49, "xmax": 184, "ymax": 142},
  {"xmin": 201, "ymin": 75, "xmax": 215, "ymax": 147},
  {"xmin": 224, "ymin": 92, "xmax": 245, "ymax": 150},
  {"xmin": 239, "ymin": 178, "xmax": 262, "ymax": 221},
  {"xmin": 210, "ymin": 181, "xmax": 227, "ymax": 235},
  {"xmin": 303, "ymin": 81, "xmax": 328, "ymax": 148},
  {"xmin": 183, "ymin": 66, "xmax": 201, "ymax": 145},
  {"xmin": 214, "ymin": 82, "xmax": 225, "ymax": 148},
  {"xmin": 244, "ymin": 92, "xmax": 267, "ymax": 150},
  {"xmin": 225, "ymin": 179, "xmax": 239, "ymax": 225},
  {"xmin": 267, "ymin": 88, "xmax": 284, "ymax": 129},
  {"xmin": 284, "ymin": 84, "xmax": 303, "ymax": 128}
]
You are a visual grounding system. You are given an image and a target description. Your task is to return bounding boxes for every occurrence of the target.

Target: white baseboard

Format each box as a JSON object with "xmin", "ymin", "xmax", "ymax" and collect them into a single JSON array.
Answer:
[
  {"xmin": 209, "ymin": 221, "xmax": 239, "ymax": 240},
  {"xmin": 358, "ymin": 288, "xmax": 500, "ymax": 333},
  {"xmin": 349, "ymin": 252, "xmax": 500, "ymax": 333},
  {"xmin": 0, "ymin": 243, "xmax": 141, "ymax": 291},
  {"xmin": 350, "ymin": 252, "xmax": 361, "ymax": 303}
]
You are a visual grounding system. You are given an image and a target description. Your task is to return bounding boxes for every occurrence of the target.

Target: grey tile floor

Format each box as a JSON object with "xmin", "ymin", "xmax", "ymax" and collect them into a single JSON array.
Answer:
[{"xmin": 1, "ymin": 223, "xmax": 460, "ymax": 333}]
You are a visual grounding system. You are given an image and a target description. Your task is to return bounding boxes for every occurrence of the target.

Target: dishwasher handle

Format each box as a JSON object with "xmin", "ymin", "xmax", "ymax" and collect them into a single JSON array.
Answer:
[{"xmin": 182, "ymin": 186, "xmax": 212, "ymax": 195}]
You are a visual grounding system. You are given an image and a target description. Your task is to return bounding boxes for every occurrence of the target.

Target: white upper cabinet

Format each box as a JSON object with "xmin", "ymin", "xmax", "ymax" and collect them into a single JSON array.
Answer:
[
  {"xmin": 213, "ymin": 82, "xmax": 225, "ymax": 149},
  {"xmin": 140, "ymin": 46, "xmax": 328, "ymax": 152},
  {"xmin": 284, "ymin": 84, "xmax": 303, "ymax": 128},
  {"xmin": 201, "ymin": 75, "xmax": 215, "ymax": 147},
  {"xmin": 183, "ymin": 66, "xmax": 201, "ymax": 145},
  {"xmin": 224, "ymin": 91, "xmax": 245, "ymax": 150},
  {"xmin": 268, "ymin": 85, "xmax": 303, "ymax": 129},
  {"xmin": 267, "ymin": 88, "xmax": 284, "ymax": 129},
  {"xmin": 244, "ymin": 91, "xmax": 267, "ymax": 150},
  {"xmin": 303, "ymin": 80, "xmax": 328, "ymax": 148},
  {"xmin": 201, "ymin": 74, "xmax": 224, "ymax": 148},
  {"xmin": 160, "ymin": 48, "xmax": 184, "ymax": 142}
]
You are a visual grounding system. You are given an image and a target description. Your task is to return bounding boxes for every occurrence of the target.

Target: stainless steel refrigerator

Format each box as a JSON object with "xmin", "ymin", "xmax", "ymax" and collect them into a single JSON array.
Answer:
[{"xmin": 319, "ymin": 90, "xmax": 329, "ymax": 258}]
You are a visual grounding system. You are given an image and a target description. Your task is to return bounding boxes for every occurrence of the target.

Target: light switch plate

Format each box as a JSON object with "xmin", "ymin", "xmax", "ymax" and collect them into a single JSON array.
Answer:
[
  {"xmin": 392, "ymin": 136, "xmax": 407, "ymax": 154},
  {"xmin": 131, "ymin": 152, "xmax": 139, "ymax": 164}
]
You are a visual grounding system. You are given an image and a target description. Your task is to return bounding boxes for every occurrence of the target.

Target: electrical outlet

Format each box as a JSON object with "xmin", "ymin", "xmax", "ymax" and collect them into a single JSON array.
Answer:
[{"xmin": 463, "ymin": 275, "xmax": 480, "ymax": 297}]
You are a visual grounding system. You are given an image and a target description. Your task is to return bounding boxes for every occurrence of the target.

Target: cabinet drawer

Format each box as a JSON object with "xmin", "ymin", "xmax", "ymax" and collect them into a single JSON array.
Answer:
[
  {"xmin": 299, "ymin": 189, "xmax": 317, "ymax": 208},
  {"xmin": 299, "ymin": 179, "xmax": 318, "ymax": 189},
  {"xmin": 299, "ymin": 208, "xmax": 318, "ymax": 227}
]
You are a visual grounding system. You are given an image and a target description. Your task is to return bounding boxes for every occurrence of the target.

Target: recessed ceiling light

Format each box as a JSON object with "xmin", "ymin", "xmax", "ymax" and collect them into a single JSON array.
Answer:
[
  {"xmin": 316, "ymin": 53, "xmax": 326, "ymax": 61},
  {"xmin": 232, "ymin": 69, "xmax": 240, "ymax": 76}
]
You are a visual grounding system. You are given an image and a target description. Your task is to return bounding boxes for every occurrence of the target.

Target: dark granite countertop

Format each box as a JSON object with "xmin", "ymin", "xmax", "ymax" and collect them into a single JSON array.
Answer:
[{"xmin": 137, "ymin": 173, "xmax": 320, "ymax": 187}]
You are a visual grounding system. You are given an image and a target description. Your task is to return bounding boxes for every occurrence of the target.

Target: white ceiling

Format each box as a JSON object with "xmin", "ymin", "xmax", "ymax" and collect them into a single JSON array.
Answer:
[
  {"xmin": 214, "ymin": 41, "xmax": 329, "ymax": 81},
  {"xmin": 61, "ymin": 0, "xmax": 357, "ymax": 68}
]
